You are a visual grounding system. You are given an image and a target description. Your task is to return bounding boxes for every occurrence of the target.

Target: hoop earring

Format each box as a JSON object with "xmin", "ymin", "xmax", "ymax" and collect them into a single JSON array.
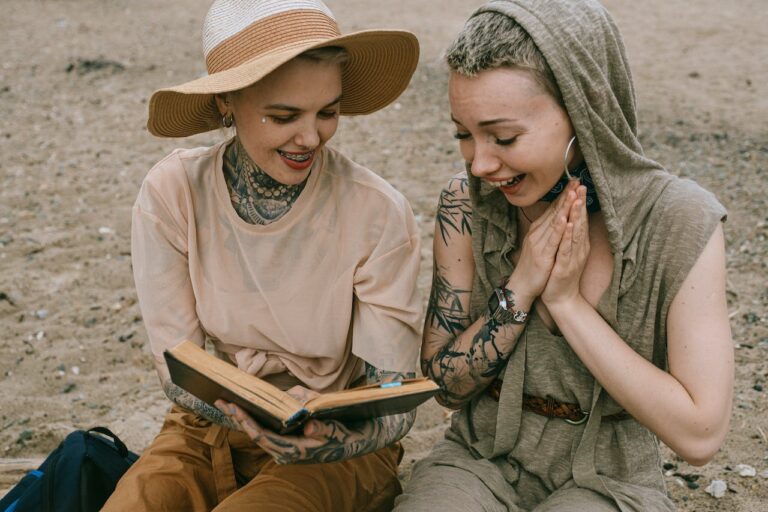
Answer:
[
  {"xmin": 563, "ymin": 136, "xmax": 577, "ymax": 180},
  {"xmin": 222, "ymin": 112, "xmax": 234, "ymax": 128}
]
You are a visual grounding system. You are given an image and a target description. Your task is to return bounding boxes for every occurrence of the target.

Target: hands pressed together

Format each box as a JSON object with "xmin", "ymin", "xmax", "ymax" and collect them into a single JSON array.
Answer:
[{"xmin": 512, "ymin": 179, "xmax": 590, "ymax": 308}]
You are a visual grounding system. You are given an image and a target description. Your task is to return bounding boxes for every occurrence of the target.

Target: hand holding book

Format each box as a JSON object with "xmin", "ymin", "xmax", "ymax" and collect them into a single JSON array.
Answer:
[
  {"xmin": 165, "ymin": 341, "xmax": 439, "ymax": 464},
  {"xmin": 214, "ymin": 399, "xmax": 378, "ymax": 464}
]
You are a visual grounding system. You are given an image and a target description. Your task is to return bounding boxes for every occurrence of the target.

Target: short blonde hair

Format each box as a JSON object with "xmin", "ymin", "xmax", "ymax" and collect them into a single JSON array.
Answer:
[{"xmin": 445, "ymin": 12, "xmax": 562, "ymax": 105}]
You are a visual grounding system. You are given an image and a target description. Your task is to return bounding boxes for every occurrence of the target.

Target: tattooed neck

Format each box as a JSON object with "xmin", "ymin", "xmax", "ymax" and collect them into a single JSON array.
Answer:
[{"xmin": 223, "ymin": 137, "xmax": 307, "ymax": 225}]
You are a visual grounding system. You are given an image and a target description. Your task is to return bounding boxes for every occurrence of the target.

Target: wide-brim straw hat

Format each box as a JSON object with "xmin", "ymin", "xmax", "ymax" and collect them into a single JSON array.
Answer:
[{"xmin": 147, "ymin": 0, "xmax": 420, "ymax": 138}]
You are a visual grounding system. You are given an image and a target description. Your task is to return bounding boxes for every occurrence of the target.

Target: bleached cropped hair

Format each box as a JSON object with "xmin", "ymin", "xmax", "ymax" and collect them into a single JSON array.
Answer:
[{"xmin": 445, "ymin": 12, "xmax": 562, "ymax": 104}]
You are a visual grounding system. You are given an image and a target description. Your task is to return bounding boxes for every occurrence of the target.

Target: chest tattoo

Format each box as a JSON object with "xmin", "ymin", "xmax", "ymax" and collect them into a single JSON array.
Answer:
[{"xmin": 222, "ymin": 138, "xmax": 307, "ymax": 225}]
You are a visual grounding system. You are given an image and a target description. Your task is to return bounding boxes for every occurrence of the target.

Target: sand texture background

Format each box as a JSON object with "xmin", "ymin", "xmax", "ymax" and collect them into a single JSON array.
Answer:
[{"xmin": 1, "ymin": 0, "xmax": 766, "ymax": 509}]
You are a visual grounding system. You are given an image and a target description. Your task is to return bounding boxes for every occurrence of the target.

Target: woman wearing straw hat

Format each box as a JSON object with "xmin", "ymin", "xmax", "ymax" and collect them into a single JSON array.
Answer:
[
  {"xmin": 395, "ymin": 1, "xmax": 732, "ymax": 510},
  {"xmin": 102, "ymin": 1, "xmax": 422, "ymax": 510}
]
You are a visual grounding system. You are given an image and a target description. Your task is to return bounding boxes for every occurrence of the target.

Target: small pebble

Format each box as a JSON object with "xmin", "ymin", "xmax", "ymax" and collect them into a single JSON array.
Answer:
[
  {"xmin": 735, "ymin": 464, "xmax": 756, "ymax": 477},
  {"xmin": 759, "ymin": 469, "xmax": 768, "ymax": 479},
  {"xmin": 753, "ymin": 384, "xmax": 763, "ymax": 392},
  {"xmin": 98, "ymin": 226, "xmax": 114, "ymax": 235},
  {"xmin": 34, "ymin": 309, "xmax": 48, "ymax": 319},
  {"xmin": 705, "ymin": 479, "xmax": 727, "ymax": 498},
  {"xmin": 35, "ymin": 330, "xmax": 45, "ymax": 340},
  {"xmin": 71, "ymin": 366, "xmax": 80, "ymax": 375}
]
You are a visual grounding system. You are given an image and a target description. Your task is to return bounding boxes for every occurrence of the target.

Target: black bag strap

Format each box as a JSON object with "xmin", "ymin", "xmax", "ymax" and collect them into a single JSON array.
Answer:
[
  {"xmin": 43, "ymin": 448, "xmax": 62, "ymax": 512},
  {"xmin": 87, "ymin": 427, "xmax": 129, "ymax": 458}
]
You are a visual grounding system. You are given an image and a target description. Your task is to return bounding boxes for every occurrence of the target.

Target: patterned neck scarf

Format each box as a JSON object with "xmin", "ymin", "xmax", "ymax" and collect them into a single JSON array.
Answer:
[{"xmin": 538, "ymin": 161, "xmax": 601, "ymax": 213}]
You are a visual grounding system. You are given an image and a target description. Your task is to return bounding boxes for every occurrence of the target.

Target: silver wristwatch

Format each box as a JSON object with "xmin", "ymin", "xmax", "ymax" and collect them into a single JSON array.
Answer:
[{"xmin": 487, "ymin": 287, "xmax": 528, "ymax": 324}]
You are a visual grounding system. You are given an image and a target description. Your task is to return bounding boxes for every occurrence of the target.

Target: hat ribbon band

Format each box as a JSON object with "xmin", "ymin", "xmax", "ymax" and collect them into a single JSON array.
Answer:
[{"xmin": 206, "ymin": 10, "xmax": 341, "ymax": 74}]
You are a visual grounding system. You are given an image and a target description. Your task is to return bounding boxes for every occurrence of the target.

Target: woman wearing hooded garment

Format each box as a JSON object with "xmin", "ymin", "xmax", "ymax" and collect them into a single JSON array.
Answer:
[{"xmin": 395, "ymin": 1, "xmax": 733, "ymax": 511}]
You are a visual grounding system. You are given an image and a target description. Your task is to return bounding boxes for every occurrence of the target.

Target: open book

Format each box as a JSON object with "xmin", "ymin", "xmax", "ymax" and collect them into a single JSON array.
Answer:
[{"xmin": 164, "ymin": 341, "xmax": 439, "ymax": 434}]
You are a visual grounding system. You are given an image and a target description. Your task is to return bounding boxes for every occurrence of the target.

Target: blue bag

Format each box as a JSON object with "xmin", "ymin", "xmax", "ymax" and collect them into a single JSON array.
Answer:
[{"xmin": 0, "ymin": 427, "xmax": 138, "ymax": 512}]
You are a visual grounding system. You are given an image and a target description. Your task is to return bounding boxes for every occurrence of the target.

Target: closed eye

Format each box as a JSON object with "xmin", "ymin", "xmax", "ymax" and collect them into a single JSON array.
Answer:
[
  {"xmin": 318, "ymin": 110, "xmax": 339, "ymax": 120},
  {"xmin": 270, "ymin": 114, "xmax": 298, "ymax": 124},
  {"xmin": 453, "ymin": 132, "xmax": 471, "ymax": 140},
  {"xmin": 495, "ymin": 137, "xmax": 517, "ymax": 146}
]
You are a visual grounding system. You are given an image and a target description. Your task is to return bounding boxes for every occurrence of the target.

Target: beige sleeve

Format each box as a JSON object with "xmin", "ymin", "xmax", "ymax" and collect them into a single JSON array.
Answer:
[
  {"xmin": 131, "ymin": 181, "xmax": 205, "ymax": 372},
  {"xmin": 351, "ymin": 200, "xmax": 422, "ymax": 374}
]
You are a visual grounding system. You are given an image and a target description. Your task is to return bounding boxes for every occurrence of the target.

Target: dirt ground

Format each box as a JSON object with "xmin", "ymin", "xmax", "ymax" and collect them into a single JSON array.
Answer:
[{"xmin": 1, "ymin": 0, "xmax": 766, "ymax": 509}]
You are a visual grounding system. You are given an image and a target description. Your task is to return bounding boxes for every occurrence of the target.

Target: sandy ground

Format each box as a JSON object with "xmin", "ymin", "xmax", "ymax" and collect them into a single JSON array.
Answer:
[{"xmin": 1, "ymin": 0, "xmax": 766, "ymax": 509}]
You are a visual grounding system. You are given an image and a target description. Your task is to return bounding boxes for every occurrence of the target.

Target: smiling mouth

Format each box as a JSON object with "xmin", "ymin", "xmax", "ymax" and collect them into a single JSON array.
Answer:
[
  {"xmin": 488, "ymin": 175, "xmax": 525, "ymax": 188},
  {"xmin": 277, "ymin": 149, "xmax": 314, "ymax": 162}
]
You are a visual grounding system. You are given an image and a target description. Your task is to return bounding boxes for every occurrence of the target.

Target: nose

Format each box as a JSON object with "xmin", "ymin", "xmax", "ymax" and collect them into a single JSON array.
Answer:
[
  {"xmin": 294, "ymin": 119, "xmax": 321, "ymax": 149},
  {"xmin": 469, "ymin": 141, "xmax": 501, "ymax": 178}
]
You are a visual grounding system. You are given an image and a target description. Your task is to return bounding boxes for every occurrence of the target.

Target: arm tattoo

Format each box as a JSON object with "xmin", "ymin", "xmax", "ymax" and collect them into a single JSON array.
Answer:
[
  {"xmin": 425, "ymin": 315, "xmax": 512, "ymax": 404},
  {"xmin": 162, "ymin": 379, "xmax": 241, "ymax": 431},
  {"xmin": 425, "ymin": 267, "xmax": 472, "ymax": 335},
  {"xmin": 435, "ymin": 176, "xmax": 472, "ymax": 244},
  {"xmin": 270, "ymin": 364, "xmax": 417, "ymax": 465},
  {"xmin": 223, "ymin": 137, "xmax": 307, "ymax": 225},
  {"xmin": 422, "ymin": 265, "xmax": 518, "ymax": 407}
]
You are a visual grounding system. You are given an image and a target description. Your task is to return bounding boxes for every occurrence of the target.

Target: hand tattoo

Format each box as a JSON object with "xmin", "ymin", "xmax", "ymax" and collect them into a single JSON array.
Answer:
[{"xmin": 259, "ymin": 364, "xmax": 417, "ymax": 465}]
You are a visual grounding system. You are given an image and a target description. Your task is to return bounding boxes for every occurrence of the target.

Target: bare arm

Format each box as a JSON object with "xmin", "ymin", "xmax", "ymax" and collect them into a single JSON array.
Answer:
[
  {"xmin": 543, "ymin": 194, "xmax": 733, "ymax": 465},
  {"xmin": 216, "ymin": 363, "xmax": 416, "ymax": 464},
  {"xmin": 421, "ymin": 175, "xmax": 576, "ymax": 408}
]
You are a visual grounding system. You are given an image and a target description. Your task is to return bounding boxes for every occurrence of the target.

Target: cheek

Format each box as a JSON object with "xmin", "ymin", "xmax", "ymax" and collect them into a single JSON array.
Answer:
[
  {"xmin": 319, "ymin": 119, "xmax": 339, "ymax": 144},
  {"xmin": 458, "ymin": 140, "xmax": 474, "ymax": 161}
]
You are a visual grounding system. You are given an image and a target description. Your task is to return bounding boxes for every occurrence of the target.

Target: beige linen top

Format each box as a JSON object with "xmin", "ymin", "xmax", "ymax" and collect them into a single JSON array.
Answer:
[{"xmin": 131, "ymin": 140, "xmax": 422, "ymax": 392}]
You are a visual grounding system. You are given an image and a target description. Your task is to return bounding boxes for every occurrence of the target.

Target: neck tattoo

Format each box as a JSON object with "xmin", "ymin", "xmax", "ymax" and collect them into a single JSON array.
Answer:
[{"xmin": 222, "ymin": 138, "xmax": 307, "ymax": 225}]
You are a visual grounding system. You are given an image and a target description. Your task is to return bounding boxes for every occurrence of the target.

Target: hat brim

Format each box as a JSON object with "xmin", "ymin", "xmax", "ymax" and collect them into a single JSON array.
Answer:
[{"xmin": 147, "ymin": 30, "xmax": 419, "ymax": 138}]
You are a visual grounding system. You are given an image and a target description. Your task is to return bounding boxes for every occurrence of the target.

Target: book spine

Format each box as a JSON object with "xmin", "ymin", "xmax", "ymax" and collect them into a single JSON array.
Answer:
[{"xmin": 284, "ymin": 408, "xmax": 311, "ymax": 430}]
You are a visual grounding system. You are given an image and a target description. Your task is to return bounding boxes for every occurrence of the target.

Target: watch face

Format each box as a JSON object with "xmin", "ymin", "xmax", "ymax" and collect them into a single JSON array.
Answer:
[{"xmin": 488, "ymin": 288, "xmax": 501, "ymax": 312}]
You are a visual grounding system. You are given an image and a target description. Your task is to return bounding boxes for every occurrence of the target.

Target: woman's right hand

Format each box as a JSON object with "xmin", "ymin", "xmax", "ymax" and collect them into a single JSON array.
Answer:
[{"xmin": 508, "ymin": 180, "xmax": 579, "ymax": 300}]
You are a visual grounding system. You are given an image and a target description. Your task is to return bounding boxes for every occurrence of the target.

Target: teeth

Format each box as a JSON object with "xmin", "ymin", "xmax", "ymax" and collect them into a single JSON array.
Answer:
[
  {"xmin": 279, "ymin": 150, "xmax": 313, "ymax": 162},
  {"xmin": 489, "ymin": 175, "xmax": 523, "ymax": 188}
]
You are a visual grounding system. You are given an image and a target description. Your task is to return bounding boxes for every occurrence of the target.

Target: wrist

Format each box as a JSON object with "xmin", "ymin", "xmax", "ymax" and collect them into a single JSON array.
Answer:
[
  {"xmin": 504, "ymin": 272, "xmax": 537, "ymax": 308},
  {"xmin": 544, "ymin": 293, "xmax": 588, "ymax": 317}
]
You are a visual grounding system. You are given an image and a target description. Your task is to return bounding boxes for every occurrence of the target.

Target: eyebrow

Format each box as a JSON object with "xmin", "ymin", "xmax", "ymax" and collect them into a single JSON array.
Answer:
[
  {"xmin": 450, "ymin": 115, "xmax": 520, "ymax": 127},
  {"xmin": 265, "ymin": 94, "xmax": 343, "ymax": 112}
]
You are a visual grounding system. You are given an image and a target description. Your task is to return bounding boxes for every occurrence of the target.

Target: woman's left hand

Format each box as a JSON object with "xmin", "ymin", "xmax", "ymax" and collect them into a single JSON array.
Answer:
[
  {"xmin": 215, "ymin": 399, "xmax": 365, "ymax": 464},
  {"xmin": 541, "ymin": 184, "xmax": 590, "ymax": 307}
]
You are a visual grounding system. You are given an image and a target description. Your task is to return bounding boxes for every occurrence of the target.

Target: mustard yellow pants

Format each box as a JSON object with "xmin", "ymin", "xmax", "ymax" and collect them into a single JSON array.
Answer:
[{"xmin": 102, "ymin": 406, "xmax": 403, "ymax": 511}]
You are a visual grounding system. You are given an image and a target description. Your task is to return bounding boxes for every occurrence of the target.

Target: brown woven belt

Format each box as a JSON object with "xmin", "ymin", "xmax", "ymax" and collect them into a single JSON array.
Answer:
[{"xmin": 486, "ymin": 379, "xmax": 631, "ymax": 424}]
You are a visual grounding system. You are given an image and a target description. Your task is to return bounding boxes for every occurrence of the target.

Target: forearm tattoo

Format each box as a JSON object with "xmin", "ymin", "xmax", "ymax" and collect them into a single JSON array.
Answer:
[
  {"xmin": 421, "ymin": 175, "xmax": 521, "ymax": 406},
  {"xmin": 267, "ymin": 364, "xmax": 417, "ymax": 465},
  {"xmin": 162, "ymin": 379, "xmax": 241, "ymax": 431},
  {"xmin": 222, "ymin": 137, "xmax": 307, "ymax": 225},
  {"xmin": 424, "ymin": 287, "xmax": 513, "ymax": 405},
  {"xmin": 435, "ymin": 176, "xmax": 472, "ymax": 244}
]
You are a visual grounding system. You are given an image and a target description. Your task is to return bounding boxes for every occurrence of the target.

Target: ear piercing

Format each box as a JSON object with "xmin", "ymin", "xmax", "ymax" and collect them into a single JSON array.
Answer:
[{"xmin": 563, "ymin": 136, "xmax": 577, "ymax": 180}]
